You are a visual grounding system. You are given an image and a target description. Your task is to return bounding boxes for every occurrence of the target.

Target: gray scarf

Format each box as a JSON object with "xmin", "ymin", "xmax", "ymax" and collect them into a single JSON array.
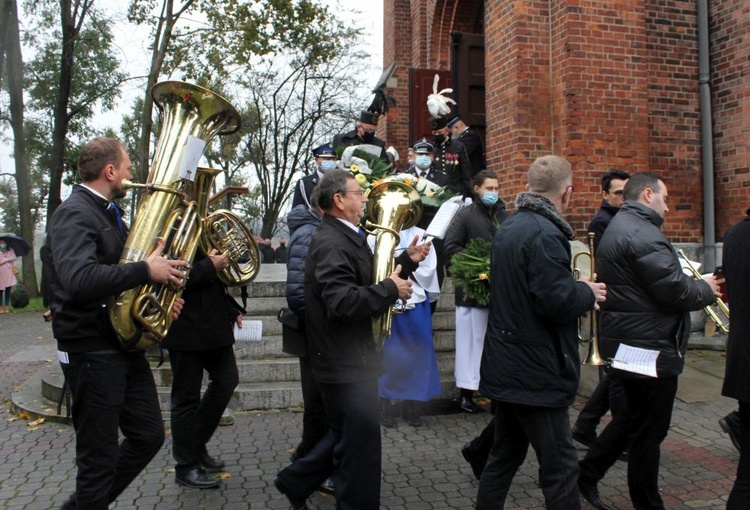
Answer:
[{"xmin": 515, "ymin": 192, "xmax": 574, "ymax": 240}]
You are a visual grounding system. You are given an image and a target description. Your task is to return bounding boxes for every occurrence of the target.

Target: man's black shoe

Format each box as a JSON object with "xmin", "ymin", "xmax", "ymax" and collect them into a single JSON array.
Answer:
[
  {"xmin": 461, "ymin": 443, "xmax": 486, "ymax": 480},
  {"xmin": 60, "ymin": 494, "xmax": 76, "ymax": 510},
  {"xmin": 460, "ymin": 396, "xmax": 484, "ymax": 414},
  {"xmin": 319, "ymin": 477, "xmax": 335, "ymax": 494},
  {"xmin": 572, "ymin": 425, "xmax": 596, "ymax": 448},
  {"xmin": 274, "ymin": 477, "xmax": 310, "ymax": 510},
  {"xmin": 199, "ymin": 451, "xmax": 226, "ymax": 473},
  {"xmin": 175, "ymin": 467, "xmax": 220, "ymax": 489},
  {"xmin": 720, "ymin": 414, "xmax": 741, "ymax": 452},
  {"xmin": 578, "ymin": 480, "xmax": 612, "ymax": 510}
]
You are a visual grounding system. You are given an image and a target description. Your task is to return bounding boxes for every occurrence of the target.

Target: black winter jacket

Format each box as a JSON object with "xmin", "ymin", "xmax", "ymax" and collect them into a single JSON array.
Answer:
[
  {"xmin": 480, "ymin": 193, "xmax": 595, "ymax": 407},
  {"xmin": 722, "ymin": 210, "xmax": 750, "ymax": 402},
  {"xmin": 285, "ymin": 205, "xmax": 322, "ymax": 315},
  {"xmin": 596, "ymin": 201, "xmax": 715, "ymax": 378},
  {"xmin": 47, "ymin": 185, "xmax": 150, "ymax": 353},
  {"xmin": 304, "ymin": 214, "xmax": 417, "ymax": 384},
  {"xmin": 587, "ymin": 200, "xmax": 619, "ymax": 251},
  {"xmin": 444, "ymin": 199, "xmax": 508, "ymax": 307},
  {"xmin": 161, "ymin": 253, "xmax": 240, "ymax": 352}
]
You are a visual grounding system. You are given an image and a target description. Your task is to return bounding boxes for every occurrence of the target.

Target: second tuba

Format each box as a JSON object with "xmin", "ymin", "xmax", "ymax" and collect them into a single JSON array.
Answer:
[
  {"xmin": 365, "ymin": 180, "xmax": 423, "ymax": 347},
  {"xmin": 110, "ymin": 81, "xmax": 241, "ymax": 349}
]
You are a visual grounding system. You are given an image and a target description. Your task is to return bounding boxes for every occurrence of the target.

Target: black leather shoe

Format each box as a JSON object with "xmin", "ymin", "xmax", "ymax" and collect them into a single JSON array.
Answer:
[
  {"xmin": 720, "ymin": 413, "xmax": 741, "ymax": 452},
  {"xmin": 319, "ymin": 477, "xmax": 335, "ymax": 494},
  {"xmin": 461, "ymin": 443, "xmax": 486, "ymax": 480},
  {"xmin": 60, "ymin": 494, "xmax": 76, "ymax": 510},
  {"xmin": 404, "ymin": 402, "xmax": 424, "ymax": 427},
  {"xmin": 572, "ymin": 425, "xmax": 596, "ymax": 448},
  {"xmin": 274, "ymin": 477, "xmax": 309, "ymax": 510},
  {"xmin": 380, "ymin": 398, "xmax": 397, "ymax": 428},
  {"xmin": 199, "ymin": 451, "xmax": 226, "ymax": 473},
  {"xmin": 578, "ymin": 480, "xmax": 612, "ymax": 510},
  {"xmin": 459, "ymin": 396, "xmax": 484, "ymax": 414},
  {"xmin": 175, "ymin": 467, "xmax": 220, "ymax": 489}
]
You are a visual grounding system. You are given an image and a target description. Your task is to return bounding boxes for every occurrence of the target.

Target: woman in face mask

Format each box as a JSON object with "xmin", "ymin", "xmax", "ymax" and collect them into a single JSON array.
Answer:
[
  {"xmin": 0, "ymin": 240, "xmax": 18, "ymax": 314},
  {"xmin": 444, "ymin": 170, "xmax": 508, "ymax": 416}
]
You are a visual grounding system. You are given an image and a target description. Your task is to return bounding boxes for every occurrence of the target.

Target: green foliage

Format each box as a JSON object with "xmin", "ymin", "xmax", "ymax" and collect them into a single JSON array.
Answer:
[
  {"xmin": 11, "ymin": 284, "xmax": 30, "ymax": 309},
  {"xmin": 449, "ymin": 238, "xmax": 492, "ymax": 307}
]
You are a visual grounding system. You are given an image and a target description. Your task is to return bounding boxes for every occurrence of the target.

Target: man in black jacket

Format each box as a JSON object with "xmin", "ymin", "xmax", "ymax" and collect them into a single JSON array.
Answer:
[
  {"xmin": 571, "ymin": 170, "xmax": 630, "ymax": 449},
  {"xmin": 274, "ymin": 169, "xmax": 430, "ymax": 510},
  {"xmin": 162, "ymin": 250, "xmax": 242, "ymax": 489},
  {"xmin": 722, "ymin": 207, "xmax": 750, "ymax": 508},
  {"xmin": 577, "ymin": 173, "xmax": 722, "ymax": 510},
  {"xmin": 429, "ymin": 115, "xmax": 473, "ymax": 198},
  {"xmin": 476, "ymin": 155, "xmax": 606, "ymax": 509},
  {"xmin": 448, "ymin": 116, "xmax": 485, "ymax": 174},
  {"xmin": 47, "ymin": 137, "xmax": 188, "ymax": 510}
]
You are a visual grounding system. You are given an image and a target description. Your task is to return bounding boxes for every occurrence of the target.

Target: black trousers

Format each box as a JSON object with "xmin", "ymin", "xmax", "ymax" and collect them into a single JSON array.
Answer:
[
  {"xmin": 277, "ymin": 378, "xmax": 382, "ymax": 510},
  {"xmin": 728, "ymin": 400, "xmax": 750, "ymax": 509},
  {"xmin": 295, "ymin": 355, "xmax": 328, "ymax": 458},
  {"xmin": 168, "ymin": 345, "xmax": 239, "ymax": 473},
  {"xmin": 476, "ymin": 401, "xmax": 580, "ymax": 510},
  {"xmin": 574, "ymin": 369, "xmax": 627, "ymax": 434},
  {"xmin": 579, "ymin": 375, "xmax": 678, "ymax": 510},
  {"xmin": 61, "ymin": 350, "xmax": 164, "ymax": 510}
]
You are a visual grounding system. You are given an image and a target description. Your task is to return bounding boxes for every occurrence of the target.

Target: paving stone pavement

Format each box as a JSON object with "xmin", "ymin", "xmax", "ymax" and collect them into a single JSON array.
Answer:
[{"xmin": 0, "ymin": 311, "xmax": 740, "ymax": 509}]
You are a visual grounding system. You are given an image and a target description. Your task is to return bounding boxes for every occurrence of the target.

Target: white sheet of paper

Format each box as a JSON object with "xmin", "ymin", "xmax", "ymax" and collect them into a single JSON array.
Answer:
[
  {"xmin": 611, "ymin": 344, "xmax": 660, "ymax": 378},
  {"xmin": 234, "ymin": 320, "xmax": 263, "ymax": 342},
  {"xmin": 178, "ymin": 136, "xmax": 206, "ymax": 182},
  {"xmin": 425, "ymin": 198, "xmax": 464, "ymax": 239}
]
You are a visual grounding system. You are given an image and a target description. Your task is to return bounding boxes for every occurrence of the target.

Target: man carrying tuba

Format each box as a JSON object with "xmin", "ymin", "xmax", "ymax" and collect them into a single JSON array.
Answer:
[
  {"xmin": 46, "ymin": 137, "xmax": 188, "ymax": 510},
  {"xmin": 274, "ymin": 170, "xmax": 430, "ymax": 510}
]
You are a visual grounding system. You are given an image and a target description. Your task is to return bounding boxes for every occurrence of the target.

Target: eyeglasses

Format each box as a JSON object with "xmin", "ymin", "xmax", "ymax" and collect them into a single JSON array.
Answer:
[{"xmin": 340, "ymin": 188, "xmax": 365, "ymax": 196}]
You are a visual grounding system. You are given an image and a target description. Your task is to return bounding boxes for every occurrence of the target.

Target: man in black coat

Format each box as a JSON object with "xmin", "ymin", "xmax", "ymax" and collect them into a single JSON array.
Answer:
[
  {"xmin": 448, "ymin": 116, "xmax": 485, "ymax": 174},
  {"xmin": 47, "ymin": 137, "xmax": 188, "ymax": 510},
  {"xmin": 274, "ymin": 169, "xmax": 430, "ymax": 510},
  {"xmin": 577, "ymin": 173, "xmax": 722, "ymax": 510},
  {"xmin": 571, "ymin": 170, "xmax": 630, "ymax": 449},
  {"xmin": 162, "ymin": 250, "xmax": 242, "ymax": 489},
  {"xmin": 332, "ymin": 110, "xmax": 389, "ymax": 163},
  {"xmin": 721, "ymin": 208, "xmax": 750, "ymax": 508},
  {"xmin": 476, "ymin": 155, "xmax": 606, "ymax": 510}
]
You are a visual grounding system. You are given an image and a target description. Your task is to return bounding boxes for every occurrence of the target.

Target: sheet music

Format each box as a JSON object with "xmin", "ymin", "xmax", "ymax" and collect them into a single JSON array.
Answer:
[
  {"xmin": 179, "ymin": 136, "xmax": 206, "ymax": 181},
  {"xmin": 234, "ymin": 320, "xmax": 263, "ymax": 342},
  {"xmin": 611, "ymin": 344, "xmax": 660, "ymax": 378},
  {"xmin": 424, "ymin": 198, "xmax": 465, "ymax": 240}
]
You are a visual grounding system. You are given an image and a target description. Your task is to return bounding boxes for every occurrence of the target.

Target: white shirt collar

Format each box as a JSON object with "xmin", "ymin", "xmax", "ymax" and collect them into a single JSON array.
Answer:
[{"xmin": 80, "ymin": 184, "xmax": 108, "ymax": 202}]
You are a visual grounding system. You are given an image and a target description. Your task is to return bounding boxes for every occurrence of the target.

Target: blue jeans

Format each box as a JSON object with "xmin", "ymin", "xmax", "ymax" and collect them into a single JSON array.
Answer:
[
  {"xmin": 60, "ymin": 350, "xmax": 164, "ymax": 509},
  {"xmin": 477, "ymin": 402, "xmax": 580, "ymax": 509},
  {"xmin": 1, "ymin": 286, "xmax": 11, "ymax": 306}
]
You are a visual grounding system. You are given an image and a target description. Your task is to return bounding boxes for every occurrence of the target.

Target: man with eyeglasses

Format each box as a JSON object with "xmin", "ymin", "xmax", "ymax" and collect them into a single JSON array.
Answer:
[
  {"xmin": 571, "ymin": 170, "xmax": 630, "ymax": 454},
  {"xmin": 274, "ymin": 170, "xmax": 431, "ymax": 510}
]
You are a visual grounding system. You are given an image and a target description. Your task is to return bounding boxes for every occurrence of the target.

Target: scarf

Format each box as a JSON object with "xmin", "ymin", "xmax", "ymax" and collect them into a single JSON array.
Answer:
[{"xmin": 515, "ymin": 192, "xmax": 574, "ymax": 240}]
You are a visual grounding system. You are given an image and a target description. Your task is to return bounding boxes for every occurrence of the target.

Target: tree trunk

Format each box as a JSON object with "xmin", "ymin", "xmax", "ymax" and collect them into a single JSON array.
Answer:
[
  {"xmin": 3, "ymin": 0, "xmax": 39, "ymax": 296},
  {"xmin": 45, "ymin": 0, "xmax": 77, "ymax": 223}
]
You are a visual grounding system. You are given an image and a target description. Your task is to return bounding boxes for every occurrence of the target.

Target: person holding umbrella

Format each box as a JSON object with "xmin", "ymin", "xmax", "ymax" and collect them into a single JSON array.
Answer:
[{"xmin": 0, "ymin": 237, "xmax": 19, "ymax": 314}]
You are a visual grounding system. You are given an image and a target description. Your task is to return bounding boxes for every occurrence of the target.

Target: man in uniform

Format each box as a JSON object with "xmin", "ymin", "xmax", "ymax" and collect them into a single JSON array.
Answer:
[
  {"xmin": 292, "ymin": 144, "xmax": 337, "ymax": 209},
  {"xmin": 332, "ymin": 109, "xmax": 389, "ymax": 163},
  {"xmin": 429, "ymin": 115, "xmax": 473, "ymax": 198},
  {"xmin": 448, "ymin": 116, "xmax": 485, "ymax": 174}
]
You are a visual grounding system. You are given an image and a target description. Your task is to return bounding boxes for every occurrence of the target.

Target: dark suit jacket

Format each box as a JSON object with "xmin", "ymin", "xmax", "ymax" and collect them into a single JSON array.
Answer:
[{"xmin": 458, "ymin": 128, "xmax": 485, "ymax": 173}]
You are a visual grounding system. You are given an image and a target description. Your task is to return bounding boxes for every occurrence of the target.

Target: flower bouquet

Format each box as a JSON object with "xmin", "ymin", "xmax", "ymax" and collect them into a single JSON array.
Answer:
[
  {"xmin": 449, "ymin": 237, "xmax": 491, "ymax": 307},
  {"xmin": 378, "ymin": 174, "xmax": 457, "ymax": 208},
  {"xmin": 336, "ymin": 145, "xmax": 392, "ymax": 189}
]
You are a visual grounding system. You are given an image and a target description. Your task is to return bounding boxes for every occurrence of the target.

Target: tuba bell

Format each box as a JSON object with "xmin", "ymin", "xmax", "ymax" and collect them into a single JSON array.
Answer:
[
  {"xmin": 110, "ymin": 81, "xmax": 242, "ymax": 349},
  {"xmin": 364, "ymin": 180, "xmax": 423, "ymax": 347}
]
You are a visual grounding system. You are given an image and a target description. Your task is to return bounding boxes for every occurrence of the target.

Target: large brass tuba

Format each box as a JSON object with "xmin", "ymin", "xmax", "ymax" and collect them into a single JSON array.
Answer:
[
  {"xmin": 364, "ymin": 180, "xmax": 423, "ymax": 346},
  {"xmin": 110, "ymin": 81, "xmax": 244, "ymax": 349}
]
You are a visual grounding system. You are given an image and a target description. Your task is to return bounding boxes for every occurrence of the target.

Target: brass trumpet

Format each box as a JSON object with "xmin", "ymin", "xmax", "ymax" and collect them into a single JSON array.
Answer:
[
  {"xmin": 572, "ymin": 232, "xmax": 607, "ymax": 366},
  {"xmin": 676, "ymin": 249, "xmax": 730, "ymax": 334}
]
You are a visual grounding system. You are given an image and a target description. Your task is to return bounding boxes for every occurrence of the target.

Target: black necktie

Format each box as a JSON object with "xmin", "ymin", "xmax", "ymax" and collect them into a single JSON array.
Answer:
[{"xmin": 107, "ymin": 203, "xmax": 124, "ymax": 233}]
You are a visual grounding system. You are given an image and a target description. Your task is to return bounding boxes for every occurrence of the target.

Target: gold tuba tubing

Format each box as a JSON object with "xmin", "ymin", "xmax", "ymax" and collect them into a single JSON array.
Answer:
[
  {"xmin": 110, "ymin": 81, "xmax": 241, "ymax": 349},
  {"xmin": 573, "ymin": 232, "xmax": 607, "ymax": 366},
  {"xmin": 676, "ymin": 249, "xmax": 729, "ymax": 334},
  {"xmin": 364, "ymin": 181, "xmax": 423, "ymax": 347}
]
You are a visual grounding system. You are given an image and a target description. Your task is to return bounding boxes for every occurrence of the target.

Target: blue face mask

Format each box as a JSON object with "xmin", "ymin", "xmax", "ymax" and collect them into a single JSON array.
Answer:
[
  {"xmin": 0, "ymin": 242, "xmax": 6, "ymax": 251},
  {"xmin": 320, "ymin": 160, "xmax": 337, "ymax": 173},
  {"xmin": 451, "ymin": 135, "xmax": 459, "ymax": 142},
  {"xmin": 415, "ymin": 155, "xmax": 432, "ymax": 169},
  {"xmin": 480, "ymin": 191, "xmax": 499, "ymax": 206}
]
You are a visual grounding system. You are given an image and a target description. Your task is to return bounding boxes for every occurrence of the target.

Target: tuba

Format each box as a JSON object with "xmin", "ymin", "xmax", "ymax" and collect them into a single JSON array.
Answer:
[
  {"xmin": 364, "ymin": 180, "xmax": 423, "ymax": 346},
  {"xmin": 572, "ymin": 232, "xmax": 607, "ymax": 365},
  {"xmin": 110, "ymin": 81, "xmax": 244, "ymax": 349}
]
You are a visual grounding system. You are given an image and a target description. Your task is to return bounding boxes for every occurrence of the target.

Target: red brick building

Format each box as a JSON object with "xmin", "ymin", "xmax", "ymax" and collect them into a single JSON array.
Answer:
[{"xmin": 381, "ymin": 0, "xmax": 749, "ymax": 261}]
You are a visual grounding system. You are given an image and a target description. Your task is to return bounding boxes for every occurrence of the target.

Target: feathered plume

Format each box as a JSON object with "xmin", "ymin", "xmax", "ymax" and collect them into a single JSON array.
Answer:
[{"xmin": 426, "ymin": 74, "xmax": 456, "ymax": 118}]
